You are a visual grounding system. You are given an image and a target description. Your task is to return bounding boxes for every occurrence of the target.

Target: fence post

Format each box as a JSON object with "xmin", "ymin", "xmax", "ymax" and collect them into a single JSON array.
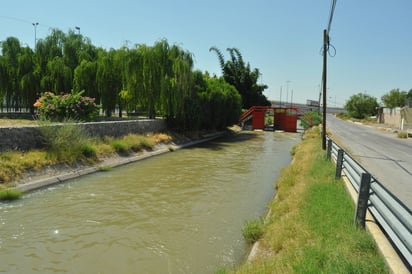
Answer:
[
  {"xmin": 327, "ymin": 139, "xmax": 332, "ymax": 160},
  {"xmin": 354, "ymin": 173, "xmax": 371, "ymax": 228},
  {"xmin": 335, "ymin": 149, "xmax": 344, "ymax": 179}
]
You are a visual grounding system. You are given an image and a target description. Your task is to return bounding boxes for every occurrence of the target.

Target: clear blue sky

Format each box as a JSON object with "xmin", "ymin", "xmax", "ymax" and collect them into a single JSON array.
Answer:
[{"xmin": 1, "ymin": 0, "xmax": 412, "ymax": 107}]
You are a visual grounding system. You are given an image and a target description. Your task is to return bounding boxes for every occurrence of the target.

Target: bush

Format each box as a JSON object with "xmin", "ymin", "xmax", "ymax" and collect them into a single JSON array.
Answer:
[
  {"xmin": 242, "ymin": 218, "xmax": 264, "ymax": 244},
  {"xmin": 39, "ymin": 121, "xmax": 93, "ymax": 163},
  {"xmin": 34, "ymin": 91, "xmax": 99, "ymax": 122},
  {"xmin": 111, "ymin": 140, "xmax": 129, "ymax": 154},
  {"xmin": 344, "ymin": 93, "xmax": 379, "ymax": 119},
  {"xmin": 397, "ymin": 131, "xmax": 408, "ymax": 139},
  {"xmin": 301, "ymin": 111, "xmax": 322, "ymax": 130},
  {"xmin": 81, "ymin": 144, "xmax": 97, "ymax": 158},
  {"xmin": 0, "ymin": 189, "xmax": 22, "ymax": 201}
]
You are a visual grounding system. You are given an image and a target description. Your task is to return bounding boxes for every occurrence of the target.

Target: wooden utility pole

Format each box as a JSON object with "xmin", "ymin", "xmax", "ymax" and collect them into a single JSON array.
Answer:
[{"xmin": 322, "ymin": 29, "xmax": 328, "ymax": 150}]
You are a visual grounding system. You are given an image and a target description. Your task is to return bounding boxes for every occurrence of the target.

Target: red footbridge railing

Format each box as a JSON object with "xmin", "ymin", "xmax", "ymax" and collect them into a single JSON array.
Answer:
[{"xmin": 239, "ymin": 106, "xmax": 299, "ymax": 132}]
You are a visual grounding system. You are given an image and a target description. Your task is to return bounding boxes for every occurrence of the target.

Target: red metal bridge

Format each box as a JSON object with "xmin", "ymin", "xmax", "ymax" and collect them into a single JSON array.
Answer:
[{"xmin": 238, "ymin": 106, "xmax": 300, "ymax": 132}]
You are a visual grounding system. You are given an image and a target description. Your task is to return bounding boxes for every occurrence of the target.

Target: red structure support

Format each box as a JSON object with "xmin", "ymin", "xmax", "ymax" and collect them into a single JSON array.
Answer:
[{"xmin": 239, "ymin": 106, "xmax": 298, "ymax": 132}]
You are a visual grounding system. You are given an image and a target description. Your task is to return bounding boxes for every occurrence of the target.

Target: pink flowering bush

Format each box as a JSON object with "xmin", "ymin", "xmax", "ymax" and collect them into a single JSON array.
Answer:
[{"xmin": 34, "ymin": 91, "xmax": 100, "ymax": 122}]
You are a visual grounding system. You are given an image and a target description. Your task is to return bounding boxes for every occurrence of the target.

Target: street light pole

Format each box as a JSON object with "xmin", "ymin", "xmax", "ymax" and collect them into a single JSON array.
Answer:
[
  {"xmin": 75, "ymin": 26, "xmax": 80, "ymax": 35},
  {"xmin": 286, "ymin": 80, "xmax": 290, "ymax": 107},
  {"xmin": 32, "ymin": 22, "xmax": 39, "ymax": 49}
]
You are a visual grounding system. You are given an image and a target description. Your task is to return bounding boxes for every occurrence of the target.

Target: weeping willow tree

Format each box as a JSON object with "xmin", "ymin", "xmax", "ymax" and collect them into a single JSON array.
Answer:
[
  {"xmin": 0, "ymin": 37, "xmax": 22, "ymax": 111},
  {"xmin": 96, "ymin": 49, "xmax": 122, "ymax": 117},
  {"xmin": 125, "ymin": 40, "xmax": 193, "ymax": 120},
  {"xmin": 19, "ymin": 47, "xmax": 39, "ymax": 113},
  {"xmin": 161, "ymin": 42, "xmax": 193, "ymax": 124}
]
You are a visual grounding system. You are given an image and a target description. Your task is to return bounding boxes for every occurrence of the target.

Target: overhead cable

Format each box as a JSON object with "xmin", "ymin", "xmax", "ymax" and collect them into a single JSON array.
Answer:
[{"xmin": 327, "ymin": 0, "xmax": 337, "ymax": 36}]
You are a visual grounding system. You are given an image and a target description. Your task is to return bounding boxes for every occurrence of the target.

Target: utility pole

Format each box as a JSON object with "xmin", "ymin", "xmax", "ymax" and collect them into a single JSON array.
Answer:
[{"xmin": 322, "ymin": 29, "xmax": 328, "ymax": 150}]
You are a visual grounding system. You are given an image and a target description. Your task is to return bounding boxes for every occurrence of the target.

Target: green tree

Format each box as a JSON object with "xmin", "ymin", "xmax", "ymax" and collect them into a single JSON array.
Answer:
[
  {"xmin": 209, "ymin": 47, "xmax": 269, "ymax": 109},
  {"xmin": 0, "ymin": 37, "xmax": 22, "ymax": 110},
  {"xmin": 199, "ymin": 75, "xmax": 241, "ymax": 130},
  {"xmin": 125, "ymin": 40, "xmax": 194, "ymax": 120},
  {"xmin": 73, "ymin": 60, "xmax": 99, "ymax": 101},
  {"xmin": 18, "ymin": 47, "xmax": 39, "ymax": 113},
  {"xmin": 345, "ymin": 93, "xmax": 379, "ymax": 119},
  {"xmin": 407, "ymin": 89, "xmax": 412, "ymax": 106},
  {"xmin": 381, "ymin": 88, "xmax": 407, "ymax": 108},
  {"xmin": 96, "ymin": 49, "xmax": 121, "ymax": 117}
]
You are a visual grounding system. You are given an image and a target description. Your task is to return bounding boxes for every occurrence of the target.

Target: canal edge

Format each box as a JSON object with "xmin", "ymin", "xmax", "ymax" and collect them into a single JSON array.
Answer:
[{"xmin": 14, "ymin": 132, "xmax": 228, "ymax": 193}]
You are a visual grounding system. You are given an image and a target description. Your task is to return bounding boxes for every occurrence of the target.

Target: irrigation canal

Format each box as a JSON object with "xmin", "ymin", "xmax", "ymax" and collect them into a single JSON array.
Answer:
[{"xmin": 0, "ymin": 131, "xmax": 300, "ymax": 273}]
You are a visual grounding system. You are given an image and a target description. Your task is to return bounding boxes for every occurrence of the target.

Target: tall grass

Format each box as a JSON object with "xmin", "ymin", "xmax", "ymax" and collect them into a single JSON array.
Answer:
[
  {"xmin": 232, "ymin": 127, "xmax": 387, "ymax": 273},
  {"xmin": 0, "ymin": 189, "xmax": 22, "ymax": 201},
  {"xmin": 0, "ymin": 128, "xmax": 173, "ymax": 185},
  {"xmin": 242, "ymin": 218, "xmax": 264, "ymax": 244},
  {"xmin": 39, "ymin": 120, "xmax": 95, "ymax": 163}
]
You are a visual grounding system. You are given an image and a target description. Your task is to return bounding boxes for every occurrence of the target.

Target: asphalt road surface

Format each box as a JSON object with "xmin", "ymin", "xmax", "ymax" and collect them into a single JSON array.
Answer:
[{"xmin": 326, "ymin": 114, "xmax": 412, "ymax": 210}]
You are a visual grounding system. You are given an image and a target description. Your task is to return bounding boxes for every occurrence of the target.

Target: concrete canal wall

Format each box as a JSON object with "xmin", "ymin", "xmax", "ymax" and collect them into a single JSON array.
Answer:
[{"xmin": 0, "ymin": 119, "xmax": 166, "ymax": 152}]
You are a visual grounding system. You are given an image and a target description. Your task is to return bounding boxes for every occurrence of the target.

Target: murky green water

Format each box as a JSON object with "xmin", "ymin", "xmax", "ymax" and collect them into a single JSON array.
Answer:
[{"xmin": 0, "ymin": 131, "xmax": 299, "ymax": 273}]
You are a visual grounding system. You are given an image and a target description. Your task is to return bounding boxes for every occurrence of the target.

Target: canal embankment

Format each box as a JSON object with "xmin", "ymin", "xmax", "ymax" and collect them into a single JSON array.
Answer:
[
  {"xmin": 233, "ymin": 127, "xmax": 388, "ymax": 274},
  {"xmin": 12, "ymin": 130, "xmax": 228, "ymax": 193}
]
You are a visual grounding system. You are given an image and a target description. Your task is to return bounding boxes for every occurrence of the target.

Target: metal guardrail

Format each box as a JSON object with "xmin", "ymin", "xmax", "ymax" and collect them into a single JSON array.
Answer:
[{"xmin": 326, "ymin": 136, "xmax": 412, "ymax": 269}]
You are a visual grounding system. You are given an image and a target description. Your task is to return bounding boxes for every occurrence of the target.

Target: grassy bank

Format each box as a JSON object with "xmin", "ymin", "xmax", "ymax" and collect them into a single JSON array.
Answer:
[
  {"xmin": 231, "ymin": 127, "xmax": 387, "ymax": 273},
  {"xmin": 0, "ymin": 122, "xmax": 174, "ymax": 189}
]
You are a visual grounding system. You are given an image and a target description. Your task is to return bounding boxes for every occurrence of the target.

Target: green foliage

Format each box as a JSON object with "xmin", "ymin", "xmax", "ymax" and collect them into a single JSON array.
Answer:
[
  {"xmin": 397, "ymin": 131, "xmax": 408, "ymax": 139},
  {"xmin": 0, "ymin": 189, "xmax": 22, "ymax": 201},
  {"xmin": 98, "ymin": 166, "xmax": 112, "ymax": 172},
  {"xmin": 300, "ymin": 111, "xmax": 322, "ymax": 130},
  {"xmin": 234, "ymin": 128, "xmax": 387, "ymax": 273},
  {"xmin": 0, "ymin": 132, "xmax": 171, "ymax": 184},
  {"xmin": 265, "ymin": 114, "xmax": 273, "ymax": 126},
  {"xmin": 242, "ymin": 218, "xmax": 264, "ymax": 244},
  {"xmin": 210, "ymin": 47, "xmax": 270, "ymax": 108},
  {"xmin": 97, "ymin": 49, "xmax": 122, "ymax": 117},
  {"xmin": 344, "ymin": 93, "xmax": 379, "ymax": 119},
  {"xmin": 81, "ymin": 144, "xmax": 97, "ymax": 158},
  {"xmin": 34, "ymin": 91, "xmax": 99, "ymax": 121},
  {"xmin": 110, "ymin": 140, "xmax": 129, "ymax": 154},
  {"xmin": 122, "ymin": 134, "xmax": 155, "ymax": 151},
  {"xmin": 381, "ymin": 88, "xmax": 408, "ymax": 108},
  {"xmin": 1, "ymin": 30, "xmax": 251, "ymax": 131},
  {"xmin": 198, "ymin": 76, "xmax": 242, "ymax": 130},
  {"xmin": 39, "ymin": 121, "xmax": 93, "ymax": 163}
]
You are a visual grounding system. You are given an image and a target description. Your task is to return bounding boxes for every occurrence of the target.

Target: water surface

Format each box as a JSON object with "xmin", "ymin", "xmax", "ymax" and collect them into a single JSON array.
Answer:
[{"xmin": 0, "ymin": 131, "xmax": 299, "ymax": 273}]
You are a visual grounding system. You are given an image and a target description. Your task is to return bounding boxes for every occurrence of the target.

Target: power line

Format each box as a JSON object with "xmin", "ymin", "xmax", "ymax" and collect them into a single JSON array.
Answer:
[{"xmin": 327, "ymin": 0, "xmax": 337, "ymax": 36}]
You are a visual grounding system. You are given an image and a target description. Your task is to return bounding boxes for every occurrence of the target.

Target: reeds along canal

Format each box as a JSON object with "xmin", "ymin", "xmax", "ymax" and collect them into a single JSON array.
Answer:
[{"xmin": 0, "ymin": 131, "xmax": 299, "ymax": 273}]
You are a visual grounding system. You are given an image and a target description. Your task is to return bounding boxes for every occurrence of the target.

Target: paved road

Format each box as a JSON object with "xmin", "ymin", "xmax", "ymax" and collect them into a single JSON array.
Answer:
[{"xmin": 326, "ymin": 114, "xmax": 412, "ymax": 210}]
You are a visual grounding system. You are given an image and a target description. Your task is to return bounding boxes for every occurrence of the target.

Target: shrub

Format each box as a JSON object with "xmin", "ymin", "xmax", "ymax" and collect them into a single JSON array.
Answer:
[
  {"xmin": 111, "ymin": 140, "xmax": 129, "ymax": 154},
  {"xmin": 98, "ymin": 166, "xmax": 112, "ymax": 171},
  {"xmin": 81, "ymin": 144, "xmax": 97, "ymax": 158},
  {"xmin": 39, "ymin": 121, "xmax": 93, "ymax": 163},
  {"xmin": 397, "ymin": 131, "xmax": 408, "ymax": 139},
  {"xmin": 34, "ymin": 91, "xmax": 99, "ymax": 122},
  {"xmin": 0, "ymin": 189, "xmax": 22, "ymax": 201},
  {"xmin": 301, "ymin": 111, "xmax": 322, "ymax": 130},
  {"xmin": 121, "ymin": 134, "xmax": 155, "ymax": 152},
  {"xmin": 242, "ymin": 218, "xmax": 264, "ymax": 244}
]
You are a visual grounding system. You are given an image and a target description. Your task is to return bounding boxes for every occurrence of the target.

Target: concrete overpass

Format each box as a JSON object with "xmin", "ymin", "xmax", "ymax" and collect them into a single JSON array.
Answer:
[{"xmin": 269, "ymin": 100, "xmax": 345, "ymax": 115}]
